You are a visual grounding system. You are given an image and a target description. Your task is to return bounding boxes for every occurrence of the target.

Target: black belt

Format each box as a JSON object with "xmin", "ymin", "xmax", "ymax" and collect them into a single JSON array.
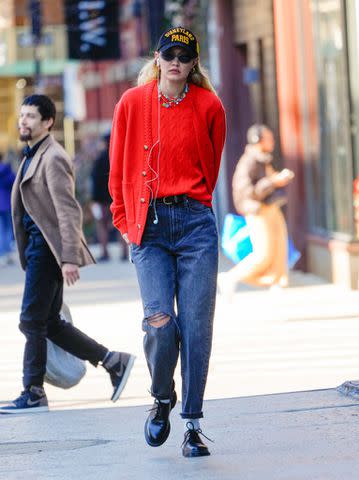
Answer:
[{"xmin": 156, "ymin": 194, "xmax": 187, "ymax": 205}]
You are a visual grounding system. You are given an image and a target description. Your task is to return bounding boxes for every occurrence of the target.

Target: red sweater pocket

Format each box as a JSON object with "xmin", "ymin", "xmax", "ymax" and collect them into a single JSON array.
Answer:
[{"xmin": 122, "ymin": 182, "xmax": 135, "ymax": 223}]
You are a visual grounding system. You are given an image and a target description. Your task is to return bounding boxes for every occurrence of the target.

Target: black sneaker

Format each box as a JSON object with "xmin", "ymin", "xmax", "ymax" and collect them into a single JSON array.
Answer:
[
  {"xmin": 103, "ymin": 351, "xmax": 136, "ymax": 402},
  {"xmin": 0, "ymin": 386, "xmax": 49, "ymax": 414},
  {"xmin": 182, "ymin": 422, "xmax": 212, "ymax": 457}
]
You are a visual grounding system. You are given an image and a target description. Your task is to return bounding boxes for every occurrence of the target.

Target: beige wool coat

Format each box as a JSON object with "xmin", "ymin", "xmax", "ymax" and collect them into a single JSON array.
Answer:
[{"xmin": 11, "ymin": 135, "xmax": 95, "ymax": 270}]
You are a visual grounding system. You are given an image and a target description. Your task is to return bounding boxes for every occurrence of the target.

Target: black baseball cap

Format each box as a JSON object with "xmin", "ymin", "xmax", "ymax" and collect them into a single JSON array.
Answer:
[{"xmin": 157, "ymin": 27, "xmax": 199, "ymax": 58}]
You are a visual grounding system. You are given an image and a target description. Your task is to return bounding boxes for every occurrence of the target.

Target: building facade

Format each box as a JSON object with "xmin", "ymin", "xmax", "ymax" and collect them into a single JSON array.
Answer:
[
  {"xmin": 0, "ymin": 0, "xmax": 152, "ymax": 151},
  {"xmin": 274, "ymin": 0, "xmax": 359, "ymax": 288},
  {"xmin": 0, "ymin": 0, "xmax": 68, "ymax": 151},
  {"xmin": 2, "ymin": 0, "xmax": 359, "ymax": 287},
  {"xmin": 216, "ymin": 0, "xmax": 359, "ymax": 288}
]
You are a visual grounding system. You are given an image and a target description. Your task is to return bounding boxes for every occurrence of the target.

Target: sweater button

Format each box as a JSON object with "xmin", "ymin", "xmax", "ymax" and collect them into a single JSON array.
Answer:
[
  {"xmin": 144, "ymin": 145, "xmax": 149, "ymax": 150},
  {"xmin": 137, "ymin": 224, "xmax": 141, "ymax": 229},
  {"xmin": 140, "ymin": 198, "xmax": 145, "ymax": 203},
  {"xmin": 142, "ymin": 171, "xmax": 147, "ymax": 177}
]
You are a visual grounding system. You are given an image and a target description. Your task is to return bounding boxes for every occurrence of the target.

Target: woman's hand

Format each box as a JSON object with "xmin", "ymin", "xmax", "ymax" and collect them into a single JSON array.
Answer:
[{"xmin": 122, "ymin": 233, "xmax": 130, "ymax": 245}]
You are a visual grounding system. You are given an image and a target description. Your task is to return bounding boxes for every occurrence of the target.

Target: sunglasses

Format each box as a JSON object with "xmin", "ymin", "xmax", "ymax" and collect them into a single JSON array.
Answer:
[{"xmin": 160, "ymin": 51, "xmax": 193, "ymax": 64}]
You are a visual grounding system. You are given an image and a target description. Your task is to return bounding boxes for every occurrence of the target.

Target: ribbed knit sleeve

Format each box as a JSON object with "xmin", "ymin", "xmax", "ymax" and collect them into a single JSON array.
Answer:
[
  {"xmin": 209, "ymin": 101, "xmax": 226, "ymax": 190},
  {"xmin": 109, "ymin": 96, "xmax": 128, "ymax": 234}
]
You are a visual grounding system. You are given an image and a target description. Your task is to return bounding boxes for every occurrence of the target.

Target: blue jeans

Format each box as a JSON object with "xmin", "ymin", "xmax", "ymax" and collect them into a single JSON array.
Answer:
[
  {"xmin": 20, "ymin": 234, "xmax": 107, "ymax": 388},
  {"xmin": 0, "ymin": 211, "xmax": 14, "ymax": 257},
  {"xmin": 131, "ymin": 197, "xmax": 218, "ymax": 419}
]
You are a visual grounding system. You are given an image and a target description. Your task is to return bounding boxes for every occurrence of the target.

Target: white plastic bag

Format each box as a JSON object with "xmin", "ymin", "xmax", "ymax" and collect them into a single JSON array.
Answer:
[{"xmin": 44, "ymin": 303, "xmax": 87, "ymax": 389}]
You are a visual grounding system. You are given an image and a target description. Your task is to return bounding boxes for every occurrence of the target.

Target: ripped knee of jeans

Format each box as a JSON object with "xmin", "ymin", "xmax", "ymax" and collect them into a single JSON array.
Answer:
[{"xmin": 146, "ymin": 313, "xmax": 171, "ymax": 328}]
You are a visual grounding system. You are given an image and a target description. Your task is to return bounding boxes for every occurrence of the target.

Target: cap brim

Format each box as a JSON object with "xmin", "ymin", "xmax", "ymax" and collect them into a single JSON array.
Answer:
[{"xmin": 159, "ymin": 42, "xmax": 198, "ymax": 58}]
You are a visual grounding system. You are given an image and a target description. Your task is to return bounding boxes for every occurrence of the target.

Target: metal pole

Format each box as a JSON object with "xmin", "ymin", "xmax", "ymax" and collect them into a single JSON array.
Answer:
[
  {"xmin": 34, "ymin": 41, "xmax": 41, "ymax": 90},
  {"xmin": 29, "ymin": 0, "xmax": 42, "ymax": 90}
]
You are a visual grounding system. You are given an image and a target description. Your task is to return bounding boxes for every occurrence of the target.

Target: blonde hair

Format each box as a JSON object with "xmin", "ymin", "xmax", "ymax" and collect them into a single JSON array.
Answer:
[{"xmin": 137, "ymin": 57, "xmax": 216, "ymax": 94}]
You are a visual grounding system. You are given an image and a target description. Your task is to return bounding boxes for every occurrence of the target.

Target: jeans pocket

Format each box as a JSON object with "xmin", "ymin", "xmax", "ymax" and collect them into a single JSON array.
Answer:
[{"xmin": 187, "ymin": 198, "xmax": 211, "ymax": 214}]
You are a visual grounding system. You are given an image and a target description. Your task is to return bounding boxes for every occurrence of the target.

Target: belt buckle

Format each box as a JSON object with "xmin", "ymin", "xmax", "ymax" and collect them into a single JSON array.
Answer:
[{"xmin": 163, "ymin": 196, "xmax": 173, "ymax": 205}]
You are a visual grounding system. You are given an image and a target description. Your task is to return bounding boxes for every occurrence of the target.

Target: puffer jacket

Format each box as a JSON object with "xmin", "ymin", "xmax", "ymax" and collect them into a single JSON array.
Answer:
[{"xmin": 232, "ymin": 145, "xmax": 277, "ymax": 215}]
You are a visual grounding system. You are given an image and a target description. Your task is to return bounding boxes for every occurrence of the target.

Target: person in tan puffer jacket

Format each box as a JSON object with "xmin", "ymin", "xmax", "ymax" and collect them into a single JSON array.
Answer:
[{"xmin": 218, "ymin": 124, "xmax": 294, "ymax": 295}]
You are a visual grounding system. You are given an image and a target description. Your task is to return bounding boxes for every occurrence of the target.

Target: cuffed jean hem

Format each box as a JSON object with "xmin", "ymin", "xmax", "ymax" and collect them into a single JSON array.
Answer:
[
  {"xmin": 150, "ymin": 379, "xmax": 176, "ymax": 401},
  {"xmin": 152, "ymin": 392, "xmax": 173, "ymax": 401},
  {"xmin": 23, "ymin": 378, "xmax": 45, "ymax": 389},
  {"xmin": 180, "ymin": 412, "xmax": 204, "ymax": 419}
]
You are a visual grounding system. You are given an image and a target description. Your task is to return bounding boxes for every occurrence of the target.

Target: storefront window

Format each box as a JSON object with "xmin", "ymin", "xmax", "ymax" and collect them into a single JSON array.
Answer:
[
  {"xmin": 309, "ymin": 0, "xmax": 354, "ymax": 237},
  {"xmin": 347, "ymin": 1, "xmax": 359, "ymax": 175}
]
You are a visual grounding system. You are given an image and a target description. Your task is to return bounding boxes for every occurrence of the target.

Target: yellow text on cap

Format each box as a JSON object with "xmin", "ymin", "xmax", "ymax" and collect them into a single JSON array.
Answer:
[{"xmin": 171, "ymin": 34, "xmax": 189, "ymax": 45}]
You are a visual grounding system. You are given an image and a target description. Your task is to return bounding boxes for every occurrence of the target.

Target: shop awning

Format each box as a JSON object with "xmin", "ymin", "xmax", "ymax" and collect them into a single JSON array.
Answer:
[{"xmin": 0, "ymin": 60, "xmax": 75, "ymax": 77}]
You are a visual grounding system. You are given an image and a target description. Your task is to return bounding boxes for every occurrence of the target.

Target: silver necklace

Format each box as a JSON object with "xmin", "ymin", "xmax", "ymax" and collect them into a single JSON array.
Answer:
[{"xmin": 159, "ymin": 84, "xmax": 189, "ymax": 108}]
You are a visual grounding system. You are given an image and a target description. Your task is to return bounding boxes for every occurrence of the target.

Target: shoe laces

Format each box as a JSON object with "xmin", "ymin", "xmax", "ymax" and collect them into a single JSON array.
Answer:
[
  {"xmin": 18, "ymin": 387, "xmax": 36, "ymax": 397},
  {"xmin": 182, "ymin": 421, "xmax": 214, "ymax": 445},
  {"xmin": 15, "ymin": 390, "xmax": 28, "ymax": 401},
  {"xmin": 13, "ymin": 389, "xmax": 32, "ymax": 406},
  {"xmin": 147, "ymin": 399, "xmax": 168, "ymax": 419},
  {"xmin": 146, "ymin": 390, "xmax": 157, "ymax": 412}
]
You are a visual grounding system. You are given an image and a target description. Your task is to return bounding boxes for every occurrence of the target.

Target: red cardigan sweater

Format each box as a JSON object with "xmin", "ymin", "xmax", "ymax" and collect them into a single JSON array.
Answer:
[{"xmin": 109, "ymin": 80, "xmax": 226, "ymax": 245}]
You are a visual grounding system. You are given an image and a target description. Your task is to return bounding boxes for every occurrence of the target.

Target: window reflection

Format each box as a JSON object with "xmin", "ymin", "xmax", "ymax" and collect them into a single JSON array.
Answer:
[{"xmin": 310, "ymin": 0, "xmax": 353, "ymax": 236}]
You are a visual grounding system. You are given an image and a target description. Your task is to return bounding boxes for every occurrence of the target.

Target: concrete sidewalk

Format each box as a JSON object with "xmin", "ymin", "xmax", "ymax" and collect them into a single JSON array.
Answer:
[
  {"xmin": 2, "ymin": 248, "xmax": 359, "ymax": 478},
  {"xmin": 1, "ymin": 387, "xmax": 359, "ymax": 480}
]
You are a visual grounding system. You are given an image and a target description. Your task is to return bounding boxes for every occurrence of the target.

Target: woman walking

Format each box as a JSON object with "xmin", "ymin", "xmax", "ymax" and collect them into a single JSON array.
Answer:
[{"xmin": 109, "ymin": 27, "xmax": 226, "ymax": 457}]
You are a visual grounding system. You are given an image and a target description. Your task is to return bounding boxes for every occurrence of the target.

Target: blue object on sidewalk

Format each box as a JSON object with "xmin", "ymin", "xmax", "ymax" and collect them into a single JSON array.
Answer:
[
  {"xmin": 287, "ymin": 237, "xmax": 301, "ymax": 269},
  {"xmin": 221, "ymin": 213, "xmax": 301, "ymax": 269},
  {"xmin": 221, "ymin": 213, "xmax": 253, "ymax": 264}
]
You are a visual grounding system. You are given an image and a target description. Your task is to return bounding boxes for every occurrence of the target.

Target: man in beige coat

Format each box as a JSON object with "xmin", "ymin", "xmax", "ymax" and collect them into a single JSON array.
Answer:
[{"xmin": 0, "ymin": 95, "xmax": 135, "ymax": 414}]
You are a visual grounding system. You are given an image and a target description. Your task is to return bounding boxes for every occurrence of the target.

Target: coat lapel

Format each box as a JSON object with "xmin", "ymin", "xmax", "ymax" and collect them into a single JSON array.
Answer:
[
  {"xmin": 11, "ymin": 161, "xmax": 25, "ymax": 220},
  {"xmin": 21, "ymin": 135, "xmax": 53, "ymax": 185}
]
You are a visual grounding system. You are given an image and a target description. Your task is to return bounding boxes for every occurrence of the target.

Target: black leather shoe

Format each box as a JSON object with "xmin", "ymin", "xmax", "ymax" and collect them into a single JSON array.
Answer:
[
  {"xmin": 182, "ymin": 425, "xmax": 211, "ymax": 458},
  {"xmin": 144, "ymin": 391, "xmax": 177, "ymax": 447}
]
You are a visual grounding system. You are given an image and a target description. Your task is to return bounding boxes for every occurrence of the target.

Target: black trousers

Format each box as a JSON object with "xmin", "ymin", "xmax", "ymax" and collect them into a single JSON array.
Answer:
[{"xmin": 19, "ymin": 234, "xmax": 107, "ymax": 389}]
